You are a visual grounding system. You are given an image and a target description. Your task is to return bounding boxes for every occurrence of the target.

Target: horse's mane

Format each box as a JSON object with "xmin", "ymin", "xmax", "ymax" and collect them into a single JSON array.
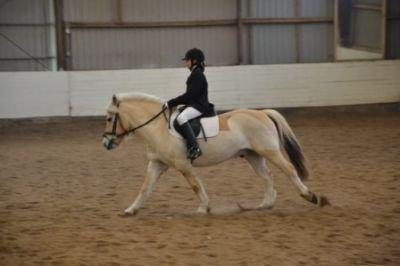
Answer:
[
  {"xmin": 107, "ymin": 92, "xmax": 164, "ymax": 113},
  {"xmin": 115, "ymin": 92, "xmax": 164, "ymax": 104}
]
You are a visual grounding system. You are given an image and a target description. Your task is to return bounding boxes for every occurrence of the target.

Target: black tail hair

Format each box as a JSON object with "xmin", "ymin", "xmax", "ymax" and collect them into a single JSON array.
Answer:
[{"xmin": 268, "ymin": 115, "xmax": 309, "ymax": 181}]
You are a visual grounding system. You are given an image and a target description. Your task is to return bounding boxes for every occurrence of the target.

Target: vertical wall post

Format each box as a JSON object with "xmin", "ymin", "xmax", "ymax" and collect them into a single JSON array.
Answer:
[
  {"xmin": 236, "ymin": 0, "xmax": 243, "ymax": 64},
  {"xmin": 116, "ymin": 0, "xmax": 123, "ymax": 23},
  {"xmin": 54, "ymin": 0, "xmax": 65, "ymax": 70},
  {"xmin": 44, "ymin": 0, "xmax": 57, "ymax": 71},
  {"xmin": 381, "ymin": 0, "xmax": 387, "ymax": 59},
  {"xmin": 294, "ymin": 0, "xmax": 301, "ymax": 63},
  {"xmin": 333, "ymin": 0, "xmax": 339, "ymax": 61},
  {"xmin": 247, "ymin": 0, "xmax": 253, "ymax": 64},
  {"xmin": 64, "ymin": 25, "xmax": 72, "ymax": 70}
]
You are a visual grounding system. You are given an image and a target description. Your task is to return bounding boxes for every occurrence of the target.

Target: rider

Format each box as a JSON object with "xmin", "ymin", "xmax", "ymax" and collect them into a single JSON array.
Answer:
[{"xmin": 166, "ymin": 48, "xmax": 214, "ymax": 161}]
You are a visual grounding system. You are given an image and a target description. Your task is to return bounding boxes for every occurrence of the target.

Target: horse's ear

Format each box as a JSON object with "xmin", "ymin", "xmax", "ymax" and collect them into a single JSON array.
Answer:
[{"xmin": 112, "ymin": 94, "xmax": 119, "ymax": 106}]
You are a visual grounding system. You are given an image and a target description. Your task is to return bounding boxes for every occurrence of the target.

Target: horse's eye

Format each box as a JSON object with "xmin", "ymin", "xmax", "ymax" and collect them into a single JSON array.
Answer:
[{"xmin": 107, "ymin": 117, "xmax": 112, "ymax": 122}]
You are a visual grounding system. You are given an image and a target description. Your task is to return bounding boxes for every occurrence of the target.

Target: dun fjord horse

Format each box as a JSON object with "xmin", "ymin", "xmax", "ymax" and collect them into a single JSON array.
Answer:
[{"xmin": 102, "ymin": 93, "xmax": 329, "ymax": 216}]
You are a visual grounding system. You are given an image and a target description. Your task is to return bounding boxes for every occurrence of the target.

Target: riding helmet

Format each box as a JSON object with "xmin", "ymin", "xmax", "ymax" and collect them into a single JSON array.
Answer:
[{"xmin": 182, "ymin": 48, "xmax": 205, "ymax": 63}]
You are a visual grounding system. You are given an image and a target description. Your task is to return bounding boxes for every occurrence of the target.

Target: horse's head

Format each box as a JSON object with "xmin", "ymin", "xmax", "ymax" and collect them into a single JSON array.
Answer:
[
  {"xmin": 103, "ymin": 92, "xmax": 168, "ymax": 150},
  {"xmin": 102, "ymin": 95, "xmax": 127, "ymax": 150}
]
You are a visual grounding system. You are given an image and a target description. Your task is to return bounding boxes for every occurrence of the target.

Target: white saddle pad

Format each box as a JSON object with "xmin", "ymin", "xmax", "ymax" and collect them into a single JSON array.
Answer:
[{"xmin": 168, "ymin": 110, "xmax": 219, "ymax": 139}]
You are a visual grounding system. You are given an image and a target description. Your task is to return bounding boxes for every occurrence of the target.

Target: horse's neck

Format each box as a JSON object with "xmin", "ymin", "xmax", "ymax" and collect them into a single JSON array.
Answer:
[{"xmin": 121, "ymin": 101, "xmax": 168, "ymax": 145}]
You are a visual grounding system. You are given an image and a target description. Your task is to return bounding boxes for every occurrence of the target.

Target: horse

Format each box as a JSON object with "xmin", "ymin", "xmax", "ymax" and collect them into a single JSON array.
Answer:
[{"xmin": 102, "ymin": 92, "xmax": 329, "ymax": 216}]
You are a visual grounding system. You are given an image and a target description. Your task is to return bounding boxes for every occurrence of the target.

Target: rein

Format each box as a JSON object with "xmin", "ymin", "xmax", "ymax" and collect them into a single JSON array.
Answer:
[{"xmin": 103, "ymin": 106, "xmax": 169, "ymax": 139}]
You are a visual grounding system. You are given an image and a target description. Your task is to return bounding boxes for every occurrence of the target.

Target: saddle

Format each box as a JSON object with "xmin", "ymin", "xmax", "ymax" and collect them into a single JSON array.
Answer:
[{"xmin": 169, "ymin": 106, "xmax": 219, "ymax": 140}]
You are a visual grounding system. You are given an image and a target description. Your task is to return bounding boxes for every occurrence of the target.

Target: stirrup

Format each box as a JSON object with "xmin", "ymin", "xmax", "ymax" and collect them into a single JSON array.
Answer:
[{"xmin": 188, "ymin": 146, "xmax": 202, "ymax": 161}]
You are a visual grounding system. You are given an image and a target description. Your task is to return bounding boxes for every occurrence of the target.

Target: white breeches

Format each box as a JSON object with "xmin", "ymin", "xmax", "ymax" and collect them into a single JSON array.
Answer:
[{"xmin": 176, "ymin": 107, "xmax": 202, "ymax": 125}]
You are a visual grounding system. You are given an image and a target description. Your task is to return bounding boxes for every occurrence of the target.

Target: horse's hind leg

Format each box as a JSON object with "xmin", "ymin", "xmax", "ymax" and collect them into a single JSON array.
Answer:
[
  {"xmin": 124, "ymin": 160, "xmax": 168, "ymax": 216},
  {"xmin": 261, "ymin": 150, "xmax": 313, "ymax": 200},
  {"xmin": 245, "ymin": 151, "xmax": 277, "ymax": 209},
  {"xmin": 260, "ymin": 149, "xmax": 328, "ymax": 206}
]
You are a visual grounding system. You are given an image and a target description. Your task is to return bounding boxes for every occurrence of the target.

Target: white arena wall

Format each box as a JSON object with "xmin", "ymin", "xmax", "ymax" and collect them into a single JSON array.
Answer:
[{"xmin": 0, "ymin": 60, "xmax": 399, "ymax": 119}]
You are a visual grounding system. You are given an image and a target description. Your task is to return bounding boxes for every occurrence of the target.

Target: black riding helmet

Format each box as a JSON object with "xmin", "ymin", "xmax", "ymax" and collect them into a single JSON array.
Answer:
[{"xmin": 182, "ymin": 48, "xmax": 205, "ymax": 63}]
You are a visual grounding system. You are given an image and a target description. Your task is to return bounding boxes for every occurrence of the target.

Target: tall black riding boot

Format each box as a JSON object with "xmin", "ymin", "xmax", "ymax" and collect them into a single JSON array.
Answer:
[{"xmin": 179, "ymin": 122, "xmax": 202, "ymax": 161}]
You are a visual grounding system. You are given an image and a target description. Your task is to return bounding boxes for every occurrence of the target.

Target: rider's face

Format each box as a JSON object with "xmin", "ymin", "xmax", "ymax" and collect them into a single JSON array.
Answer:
[
  {"xmin": 184, "ymin": 59, "xmax": 197, "ymax": 70},
  {"xmin": 184, "ymin": 59, "xmax": 192, "ymax": 69}
]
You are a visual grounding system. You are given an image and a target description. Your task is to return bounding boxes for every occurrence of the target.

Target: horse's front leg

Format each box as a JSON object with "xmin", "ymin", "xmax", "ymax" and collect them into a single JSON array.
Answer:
[
  {"xmin": 124, "ymin": 160, "xmax": 168, "ymax": 216},
  {"xmin": 180, "ymin": 167, "xmax": 210, "ymax": 214}
]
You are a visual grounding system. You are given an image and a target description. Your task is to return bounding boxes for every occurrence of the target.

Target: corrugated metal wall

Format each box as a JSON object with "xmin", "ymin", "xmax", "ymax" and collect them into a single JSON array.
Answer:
[
  {"xmin": 299, "ymin": 24, "xmax": 333, "ymax": 62},
  {"xmin": 249, "ymin": 0, "xmax": 295, "ymax": 18},
  {"xmin": 248, "ymin": 0, "xmax": 334, "ymax": 64},
  {"xmin": 121, "ymin": 0, "xmax": 237, "ymax": 21},
  {"xmin": 298, "ymin": 0, "xmax": 333, "ymax": 62},
  {"xmin": 352, "ymin": 10, "xmax": 381, "ymax": 50},
  {"xmin": 351, "ymin": 0, "xmax": 383, "ymax": 50},
  {"xmin": 70, "ymin": 27, "xmax": 237, "ymax": 70},
  {"xmin": 299, "ymin": 0, "xmax": 333, "ymax": 17},
  {"xmin": 250, "ymin": 25, "xmax": 297, "ymax": 64},
  {"xmin": 0, "ymin": 0, "xmax": 398, "ymax": 71},
  {"xmin": 386, "ymin": 0, "xmax": 400, "ymax": 59},
  {"xmin": 65, "ymin": 0, "xmax": 334, "ymax": 69},
  {"xmin": 63, "ymin": 0, "xmax": 237, "ymax": 22},
  {"xmin": 354, "ymin": 0, "xmax": 382, "ymax": 5},
  {"xmin": 64, "ymin": 0, "xmax": 238, "ymax": 70},
  {"xmin": 63, "ymin": 0, "xmax": 117, "ymax": 22},
  {"xmin": 0, "ymin": 0, "xmax": 56, "ymax": 71}
]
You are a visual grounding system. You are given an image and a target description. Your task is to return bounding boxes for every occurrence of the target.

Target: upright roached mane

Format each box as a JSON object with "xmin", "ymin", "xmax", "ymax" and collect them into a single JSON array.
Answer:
[
  {"xmin": 102, "ymin": 92, "xmax": 329, "ymax": 216},
  {"xmin": 107, "ymin": 92, "xmax": 164, "ymax": 112},
  {"xmin": 114, "ymin": 92, "xmax": 164, "ymax": 104}
]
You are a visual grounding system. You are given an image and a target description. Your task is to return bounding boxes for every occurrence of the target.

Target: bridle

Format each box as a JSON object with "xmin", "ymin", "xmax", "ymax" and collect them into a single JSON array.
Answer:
[{"xmin": 102, "ymin": 105, "xmax": 169, "ymax": 142}]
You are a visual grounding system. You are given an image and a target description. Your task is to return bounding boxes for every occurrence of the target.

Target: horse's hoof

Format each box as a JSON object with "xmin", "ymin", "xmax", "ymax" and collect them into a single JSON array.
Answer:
[
  {"xmin": 122, "ymin": 209, "xmax": 137, "ymax": 216},
  {"xmin": 259, "ymin": 190, "xmax": 277, "ymax": 209},
  {"xmin": 237, "ymin": 203, "xmax": 252, "ymax": 212},
  {"xmin": 196, "ymin": 206, "xmax": 210, "ymax": 214},
  {"xmin": 257, "ymin": 204, "xmax": 274, "ymax": 210},
  {"xmin": 319, "ymin": 196, "xmax": 331, "ymax": 207}
]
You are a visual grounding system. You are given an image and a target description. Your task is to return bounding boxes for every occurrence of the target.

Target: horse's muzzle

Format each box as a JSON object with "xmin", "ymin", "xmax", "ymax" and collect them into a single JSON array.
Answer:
[{"xmin": 102, "ymin": 136, "xmax": 118, "ymax": 150}]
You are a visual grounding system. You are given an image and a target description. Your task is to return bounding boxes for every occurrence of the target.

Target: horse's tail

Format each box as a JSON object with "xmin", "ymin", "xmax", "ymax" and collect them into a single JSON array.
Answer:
[{"xmin": 263, "ymin": 109, "xmax": 309, "ymax": 181}]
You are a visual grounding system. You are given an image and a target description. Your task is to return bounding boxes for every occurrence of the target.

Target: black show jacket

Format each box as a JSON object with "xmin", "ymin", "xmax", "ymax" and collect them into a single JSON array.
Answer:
[{"xmin": 167, "ymin": 66, "xmax": 214, "ymax": 116}]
